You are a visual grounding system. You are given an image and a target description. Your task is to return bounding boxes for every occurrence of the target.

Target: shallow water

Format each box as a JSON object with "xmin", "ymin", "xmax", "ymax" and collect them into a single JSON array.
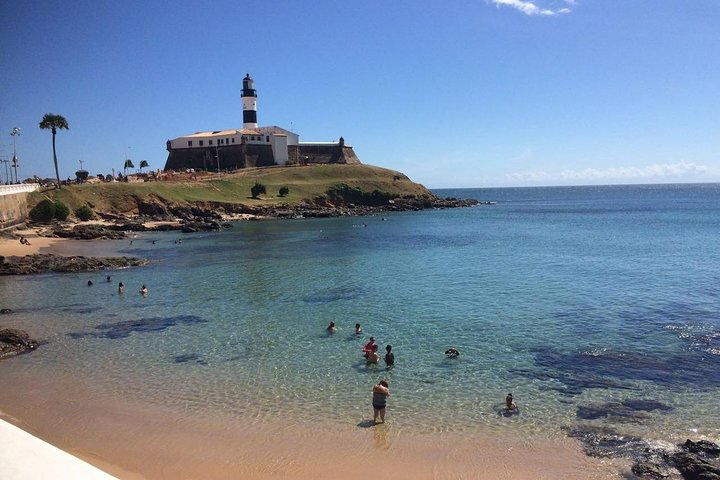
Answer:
[{"xmin": 1, "ymin": 183, "xmax": 719, "ymax": 444}]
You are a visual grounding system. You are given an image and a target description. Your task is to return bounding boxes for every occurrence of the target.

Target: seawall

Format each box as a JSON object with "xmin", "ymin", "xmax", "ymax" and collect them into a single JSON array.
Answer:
[{"xmin": 0, "ymin": 185, "xmax": 39, "ymax": 230}]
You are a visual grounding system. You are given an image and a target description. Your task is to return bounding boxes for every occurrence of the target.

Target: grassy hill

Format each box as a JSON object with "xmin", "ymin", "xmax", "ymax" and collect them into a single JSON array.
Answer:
[{"xmin": 28, "ymin": 164, "xmax": 435, "ymax": 216}]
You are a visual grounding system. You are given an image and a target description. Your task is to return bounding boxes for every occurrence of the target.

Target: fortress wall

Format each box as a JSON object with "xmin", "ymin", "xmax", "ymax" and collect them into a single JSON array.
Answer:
[
  {"xmin": 289, "ymin": 146, "xmax": 361, "ymax": 165},
  {"xmin": 164, "ymin": 145, "xmax": 275, "ymax": 172}
]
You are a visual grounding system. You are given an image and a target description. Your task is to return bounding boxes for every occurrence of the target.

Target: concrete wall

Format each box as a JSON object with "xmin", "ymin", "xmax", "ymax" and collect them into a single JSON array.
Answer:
[{"xmin": 0, "ymin": 184, "xmax": 39, "ymax": 229}]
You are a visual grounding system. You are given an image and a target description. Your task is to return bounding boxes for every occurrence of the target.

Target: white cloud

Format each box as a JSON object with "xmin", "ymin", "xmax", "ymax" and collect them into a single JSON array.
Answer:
[
  {"xmin": 505, "ymin": 161, "xmax": 718, "ymax": 185},
  {"xmin": 488, "ymin": 0, "xmax": 573, "ymax": 16}
]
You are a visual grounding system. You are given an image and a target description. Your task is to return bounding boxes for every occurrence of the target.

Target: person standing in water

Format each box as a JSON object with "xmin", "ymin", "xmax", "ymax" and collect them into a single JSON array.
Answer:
[
  {"xmin": 366, "ymin": 344, "xmax": 381, "ymax": 364},
  {"xmin": 139, "ymin": 285, "xmax": 148, "ymax": 295},
  {"xmin": 355, "ymin": 323, "xmax": 362, "ymax": 335},
  {"xmin": 372, "ymin": 380, "xmax": 390, "ymax": 424},
  {"xmin": 327, "ymin": 321, "xmax": 337, "ymax": 333},
  {"xmin": 118, "ymin": 282, "xmax": 125, "ymax": 294},
  {"xmin": 384, "ymin": 345, "xmax": 395, "ymax": 367}
]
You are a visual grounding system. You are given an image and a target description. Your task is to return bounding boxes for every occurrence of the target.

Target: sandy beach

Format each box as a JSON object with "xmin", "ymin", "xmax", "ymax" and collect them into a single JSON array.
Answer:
[
  {"xmin": 0, "ymin": 226, "xmax": 65, "ymax": 256},
  {"xmin": 0, "ymin": 366, "xmax": 623, "ymax": 479}
]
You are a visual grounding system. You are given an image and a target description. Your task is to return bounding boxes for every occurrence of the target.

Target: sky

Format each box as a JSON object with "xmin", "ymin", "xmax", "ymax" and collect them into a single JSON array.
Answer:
[{"xmin": 1, "ymin": 0, "xmax": 718, "ymax": 188}]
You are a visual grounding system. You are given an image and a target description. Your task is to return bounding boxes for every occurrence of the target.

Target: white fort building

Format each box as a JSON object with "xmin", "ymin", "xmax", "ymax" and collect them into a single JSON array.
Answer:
[{"xmin": 164, "ymin": 74, "xmax": 359, "ymax": 172}]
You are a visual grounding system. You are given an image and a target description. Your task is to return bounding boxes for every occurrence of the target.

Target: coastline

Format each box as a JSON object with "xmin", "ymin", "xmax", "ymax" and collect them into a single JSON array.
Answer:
[{"xmin": 0, "ymin": 366, "xmax": 622, "ymax": 479}]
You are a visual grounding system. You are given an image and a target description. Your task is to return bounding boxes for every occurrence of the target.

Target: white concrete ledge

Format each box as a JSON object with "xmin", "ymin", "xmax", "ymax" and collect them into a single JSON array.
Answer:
[
  {"xmin": 0, "ymin": 184, "xmax": 39, "ymax": 196},
  {"xmin": 0, "ymin": 419, "xmax": 118, "ymax": 479}
]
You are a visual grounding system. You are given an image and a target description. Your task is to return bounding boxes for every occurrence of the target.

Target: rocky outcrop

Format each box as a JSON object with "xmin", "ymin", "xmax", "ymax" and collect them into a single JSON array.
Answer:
[
  {"xmin": 0, "ymin": 254, "xmax": 149, "ymax": 275},
  {"xmin": 52, "ymin": 224, "xmax": 127, "ymax": 240},
  {"xmin": 0, "ymin": 328, "xmax": 39, "ymax": 360}
]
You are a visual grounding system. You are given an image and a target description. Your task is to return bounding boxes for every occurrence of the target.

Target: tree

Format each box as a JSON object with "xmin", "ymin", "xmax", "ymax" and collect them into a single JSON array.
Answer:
[
  {"xmin": 250, "ymin": 182, "xmax": 266, "ymax": 199},
  {"xmin": 139, "ymin": 160, "xmax": 149, "ymax": 173},
  {"xmin": 39, "ymin": 113, "xmax": 69, "ymax": 189},
  {"xmin": 278, "ymin": 186, "xmax": 289, "ymax": 197},
  {"xmin": 123, "ymin": 159, "xmax": 134, "ymax": 176}
]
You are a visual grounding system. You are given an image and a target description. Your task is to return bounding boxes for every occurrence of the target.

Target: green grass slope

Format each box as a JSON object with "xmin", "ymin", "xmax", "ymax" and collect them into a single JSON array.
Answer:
[{"xmin": 28, "ymin": 164, "xmax": 435, "ymax": 216}]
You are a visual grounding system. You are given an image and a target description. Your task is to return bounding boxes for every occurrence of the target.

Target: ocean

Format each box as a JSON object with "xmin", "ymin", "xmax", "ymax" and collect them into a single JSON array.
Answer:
[{"xmin": 1, "ymin": 183, "xmax": 719, "ymax": 446}]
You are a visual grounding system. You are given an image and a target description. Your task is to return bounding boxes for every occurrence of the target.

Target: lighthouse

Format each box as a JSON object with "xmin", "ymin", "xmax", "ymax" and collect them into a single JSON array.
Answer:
[{"xmin": 241, "ymin": 74, "xmax": 258, "ymax": 129}]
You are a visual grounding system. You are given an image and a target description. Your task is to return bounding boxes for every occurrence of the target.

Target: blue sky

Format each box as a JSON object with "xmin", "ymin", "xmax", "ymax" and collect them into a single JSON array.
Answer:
[{"xmin": 1, "ymin": 0, "xmax": 718, "ymax": 188}]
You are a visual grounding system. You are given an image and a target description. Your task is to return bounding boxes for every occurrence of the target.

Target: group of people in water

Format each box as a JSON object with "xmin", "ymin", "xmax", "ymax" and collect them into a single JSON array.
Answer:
[
  {"xmin": 326, "ymin": 321, "xmax": 517, "ymax": 424},
  {"xmin": 85, "ymin": 275, "xmax": 147, "ymax": 296}
]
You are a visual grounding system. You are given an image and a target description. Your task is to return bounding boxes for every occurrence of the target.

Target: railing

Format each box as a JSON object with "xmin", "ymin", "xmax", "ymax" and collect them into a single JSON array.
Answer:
[{"xmin": 0, "ymin": 183, "xmax": 40, "ymax": 196}]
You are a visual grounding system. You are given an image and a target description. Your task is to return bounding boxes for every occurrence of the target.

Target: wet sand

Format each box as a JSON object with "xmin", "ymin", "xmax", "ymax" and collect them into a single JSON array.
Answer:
[{"xmin": 0, "ymin": 367, "xmax": 623, "ymax": 480}]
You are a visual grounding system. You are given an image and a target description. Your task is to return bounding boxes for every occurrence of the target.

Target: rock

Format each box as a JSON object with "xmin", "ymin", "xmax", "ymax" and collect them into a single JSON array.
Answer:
[
  {"xmin": 683, "ymin": 440, "xmax": 720, "ymax": 457},
  {"xmin": 631, "ymin": 460, "xmax": 671, "ymax": 478},
  {"xmin": 0, "ymin": 254, "xmax": 149, "ymax": 275},
  {"xmin": 53, "ymin": 224, "xmax": 126, "ymax": 240},
  {"xmin": 0, "ymin": 308, "xmax": 12, "ymax": 314},
  {"xmin": 672, "ymin": 452, "xmax": 720, "ymax": 480},
  {"xmin": 0, "ymin": 328, "xmax": 39, "ymax": 360}
]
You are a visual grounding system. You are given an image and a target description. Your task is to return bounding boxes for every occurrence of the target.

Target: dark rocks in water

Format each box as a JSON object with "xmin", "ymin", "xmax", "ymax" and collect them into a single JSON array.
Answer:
[
  {"xmin": 566, "ymin": 424, "xmax": 720, "ymax": 479},
  {"xmin": 684, "ymin": 440, "xmax": 720, "ymax": 457},
  {"xmin": 181, "ymin": 220, "xmax": 222, "ymax": 233},
  {"xmin": 173, "ymin": 353, "xmax": 208, "ymax": 365},
  {"xmin": 577, "ymin": 399, "xmax": 673, "ymax": 421},
  {"xmin": 527, "ymin": 346, "xmax": 720, "ymax": 395},
  {"xmin": 631, "ymin": 459, "xmax": 672, "ymax": 478},
  {"xmin": 0, "ymin": 254, "xmax": 149, "ymax": 275},
  {"xmin": 0, "ymin": 308, "xmax": 12, "ymax": 314},
  {"xmin": 564, "ymin": 424, "xmax": 646, "ymax": 458},
  {"xmin": 0, "ymin": 328, "xmax": 39, "ymax": 360},
  {"xmin": 672, "ymin": 452, "xmax": 720, "ymax": 480},
  {"xmin": 623, "ymin": 399, "xmax": 674, "ymax": 413},
  {"xmin": 69, "ymin": 314, "xmax": 207, "ymax": 339}
]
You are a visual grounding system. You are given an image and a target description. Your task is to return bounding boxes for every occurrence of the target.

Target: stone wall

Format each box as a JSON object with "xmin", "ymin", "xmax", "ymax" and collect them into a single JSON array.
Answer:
[
  {"xmin": 164, "ymin": 144, "xmax": 361, "ymax": 172},
  {"xmin": 164, "ymin": 144, "xmax": 276, "ymax": 172},
  {"xmin": 288, "ymin": 145, "xmax": 361, "ymax": 165}
]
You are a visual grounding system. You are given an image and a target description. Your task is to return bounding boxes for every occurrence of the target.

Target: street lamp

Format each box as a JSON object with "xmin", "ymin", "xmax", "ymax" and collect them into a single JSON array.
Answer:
[
  {"xmin": 215, "ymin": 144, "xmax": 220, "ymax": 173},
  {"xmin": 0, "ymin": 157, "xmax": 9, "ymax": 185},
  {"xmin": 11, "ymin": 127, "xmax": 21, "ymax": 184}
]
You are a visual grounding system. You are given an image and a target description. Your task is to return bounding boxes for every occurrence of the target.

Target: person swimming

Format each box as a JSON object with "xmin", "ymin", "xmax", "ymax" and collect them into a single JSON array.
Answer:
[
  {"xmin": 87, "ymin": 280, "xmax": 93, "ymax": 286},
  {"xmin": 445, "ymin": 347, "xmax": 460, "ymax": 358},
  {"xmin": 327, "ymin": 321, "xmax": 337, "ymax": 333},
  {"xmin": 505, "ymin": 393, "xmax": 517, "ymax": 411},
  {"xmin": 106, "ymin": 275, "xmax": 112, "ymax": 282},
  {"xmin": 139, "ymin": 285, "xmax": 148, "ymax": 295},
  {"xmin": 355, "ymin": 323, "xmax": 362, "ymax": 335}
]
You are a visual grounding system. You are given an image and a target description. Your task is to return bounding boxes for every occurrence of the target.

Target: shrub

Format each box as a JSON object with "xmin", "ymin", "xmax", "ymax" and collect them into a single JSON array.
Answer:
[
  {"xmin": 54, "ymin": 201, "xmax": 70, "ymax": 221},
  {"xmin": 278, "ymin": 186, "xmax": 289, "ymax": 197},
  {"xmin": 29, "ymin": 199, "xmax": 56, "ymax": 223},
  {"xmin": 75, "ymin": 205, "xmax": 95, "ymax": 221},
  {"xmin": 250, "ymin": 182, "xmax": 267, "ymax": 199},
  {"xmin": 326, "ymin": 183, "xmax": 396, "ymax": 206}
]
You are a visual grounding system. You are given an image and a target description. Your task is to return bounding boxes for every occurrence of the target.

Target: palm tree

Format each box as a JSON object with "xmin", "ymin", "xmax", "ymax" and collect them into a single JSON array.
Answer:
[
  {"xmin": 39, "ymin": 113, "xmax": 69, "ymax": 189},
  {"xmin": 139, "ymin": 160, "xmax": 149, "ymax": 173},
  {"xmin": 123, "ymin": 159, "xmax": 135, "ymax": 177}
]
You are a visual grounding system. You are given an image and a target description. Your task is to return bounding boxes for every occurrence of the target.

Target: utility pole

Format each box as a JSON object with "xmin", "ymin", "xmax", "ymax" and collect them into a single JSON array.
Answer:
[
  {"xmin": 215, "ymin": 145, "xmax": 220, "ymax": 173},
  {"xmin": 11, "ymin": 127, "xmax": 21, "ymax": 183}
]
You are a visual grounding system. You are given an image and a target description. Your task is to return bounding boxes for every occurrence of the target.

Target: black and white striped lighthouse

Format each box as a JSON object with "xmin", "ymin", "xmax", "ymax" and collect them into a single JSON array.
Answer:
[{"xmin": 241, "ymin": 74, "xmax": 258, "ymax": 129}]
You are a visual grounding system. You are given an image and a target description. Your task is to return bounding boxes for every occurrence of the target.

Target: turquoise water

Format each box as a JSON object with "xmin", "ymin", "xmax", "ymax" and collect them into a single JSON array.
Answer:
[{"xmin": 1, "ymin": 183, "xmax": 719, "ymax": 442}]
